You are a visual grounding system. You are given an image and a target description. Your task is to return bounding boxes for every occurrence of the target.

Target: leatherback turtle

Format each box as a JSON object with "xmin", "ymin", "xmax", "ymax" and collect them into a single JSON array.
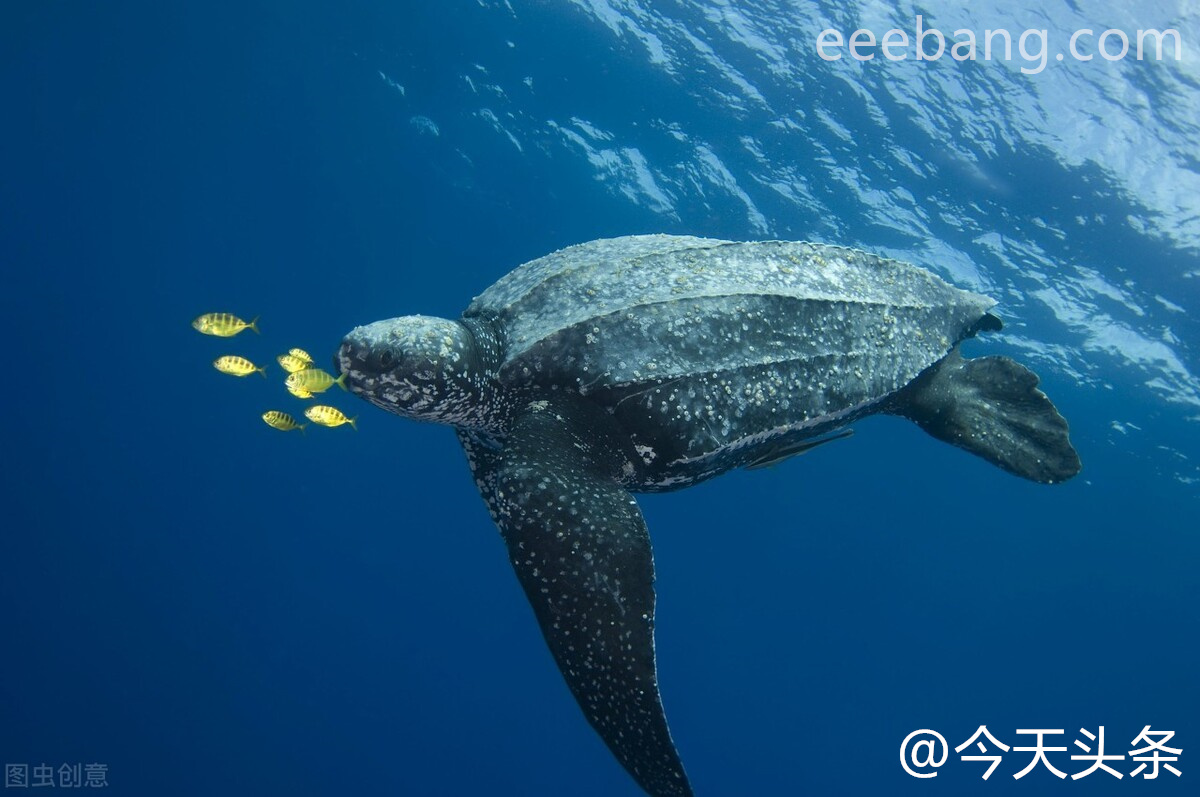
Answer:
[{"xmin": 336, "ymin": 235, "xmax": 1080, "ymax": 796}]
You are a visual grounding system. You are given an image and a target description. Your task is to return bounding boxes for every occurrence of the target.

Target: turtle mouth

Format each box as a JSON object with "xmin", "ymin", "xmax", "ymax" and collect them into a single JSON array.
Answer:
[
  {"xmin": 335, "ymin": 340, "xmax": 352, "ymax": 378},
  {"xmin": 336, "ymin": 338, "xmax": 374, "ymax": 395}
]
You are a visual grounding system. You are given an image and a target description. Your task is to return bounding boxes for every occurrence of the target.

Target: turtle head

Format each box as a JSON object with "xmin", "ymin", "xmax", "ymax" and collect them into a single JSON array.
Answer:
[{"xmin": 338, "ymin": 315, "xmax": 489, "ymax": 427}]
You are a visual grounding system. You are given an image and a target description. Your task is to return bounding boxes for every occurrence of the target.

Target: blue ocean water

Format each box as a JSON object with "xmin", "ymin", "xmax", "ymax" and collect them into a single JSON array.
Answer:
[{"xmin": 3, "ymin": 1, "xmax": 1197, "ymax": 795}]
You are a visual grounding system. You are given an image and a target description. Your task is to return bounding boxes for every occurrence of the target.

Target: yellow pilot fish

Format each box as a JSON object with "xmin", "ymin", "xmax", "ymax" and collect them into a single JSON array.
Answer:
[
  {"xmin": 277, "ymin": 353, "xmax": 312, "ymax": 374},
  {"xmin": 286, "ymin": 383, "xmax": 314, "ymax": 399},
  {"xmin": 193, "ymin": 313, "xmax": 259, "ymax": 337},
  {"xmin": 262, "ymin": 410, "xmax": 307, "ymax": 433},
  {"xmin": 305, "ymin": 405, "xmax": 357, "ymax": 430},
  {"xmin": 288, "ymin": 348, "xmax": 313, "ymax": 363},
  {"xmin": 285, "ymin": 368, "xmax": 346, "ymax": 395},
  {"xmin": 213, "ymin": 355, "xmax": 267, "ymax": 378}
]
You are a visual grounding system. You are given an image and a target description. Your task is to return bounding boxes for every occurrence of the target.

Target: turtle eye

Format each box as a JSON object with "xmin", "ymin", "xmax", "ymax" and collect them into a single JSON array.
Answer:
[{"xmin": 377, "ymin": 350, "xmax": 395, "ymax": 369}]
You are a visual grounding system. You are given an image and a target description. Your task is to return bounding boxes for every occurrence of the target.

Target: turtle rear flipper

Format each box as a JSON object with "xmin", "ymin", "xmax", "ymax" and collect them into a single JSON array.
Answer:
[{"xmin": 890, "ymin": 349, "xmax": 1081, "ymax": 484}]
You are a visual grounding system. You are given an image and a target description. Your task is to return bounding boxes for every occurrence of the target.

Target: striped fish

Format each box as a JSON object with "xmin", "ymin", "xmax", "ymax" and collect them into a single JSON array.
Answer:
[
  {"xmin": 305, "ymin": 405, "xmax": 357, "ymax": 430},
  {"xmin": 262, "ymin": 410, "xmax": 307, "ymax": 433},
  {"xmin": 286, "ymin": 368, "xmax": 346, "ymax": 395},
  {"xmin": 277, "ymin": 353, "xmax": 312, "ymax": 374},
  {"xmin": 213, "ymin": 355, "xmax": 266, "ymax": 378},
  {"xmin": 193, "ymin": 313, "xmax": 259, "ymax": 337}
]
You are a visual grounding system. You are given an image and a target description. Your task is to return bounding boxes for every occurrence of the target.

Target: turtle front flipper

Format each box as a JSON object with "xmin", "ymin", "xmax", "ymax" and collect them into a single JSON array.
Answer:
[{"xmin": 458, "ymin": 399, "xmax": 692, "ymax": 797}]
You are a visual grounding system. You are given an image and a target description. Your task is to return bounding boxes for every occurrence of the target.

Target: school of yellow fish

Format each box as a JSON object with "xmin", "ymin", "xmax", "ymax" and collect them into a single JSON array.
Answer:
[{"xmin": 192, "ymin": 312, "xmax": 358, "ymax": 434}]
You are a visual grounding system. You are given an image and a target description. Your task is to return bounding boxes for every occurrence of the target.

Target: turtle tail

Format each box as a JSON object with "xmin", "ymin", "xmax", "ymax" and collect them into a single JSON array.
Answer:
[{"xmin": 889, "ymin": 349, "xmax": 1081, "ymax": 484}]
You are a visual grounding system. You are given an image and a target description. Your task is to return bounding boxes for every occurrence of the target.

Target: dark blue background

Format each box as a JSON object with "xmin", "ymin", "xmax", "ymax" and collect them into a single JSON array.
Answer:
[{"xmin": 3, "ymin": 2, "xmax": 1195, "ymax": 795}]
